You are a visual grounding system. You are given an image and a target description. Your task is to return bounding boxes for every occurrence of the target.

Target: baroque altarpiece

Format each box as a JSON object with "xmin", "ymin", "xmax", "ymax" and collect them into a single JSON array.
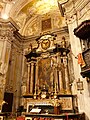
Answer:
[
  {"xmin": 0, "ymin": 19, "xmax": 83, "ymax": 119},
  {"xmin": 23, "ymin": 33, "xmax": 78, "ymax": 115}
]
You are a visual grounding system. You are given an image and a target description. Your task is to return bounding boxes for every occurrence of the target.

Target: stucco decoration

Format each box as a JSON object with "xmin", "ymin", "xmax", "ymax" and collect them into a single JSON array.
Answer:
[
  {"xmin": 15, "ymin": 12, "xmax": 27, "ymax": 33},
  {"xmin": 53, "ymin": 15, "xmax": 64, "ymax": 28},
  {"xmin": 9, "ymin": 0, "xmax": 66, "ymax": 35},
  {"xmin": 25, "ymin": 20, "xmax": 39, "ymax": 36},
  {"xmin": 23, "ymin": 11, "xmax": 65, "ymax": 36}
]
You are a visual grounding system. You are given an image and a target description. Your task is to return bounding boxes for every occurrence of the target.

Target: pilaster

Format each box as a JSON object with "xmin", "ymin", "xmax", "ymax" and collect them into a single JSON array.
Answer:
[{"xmin": 0, "ymin": 18, "xmax": 22, "ymax": 112}]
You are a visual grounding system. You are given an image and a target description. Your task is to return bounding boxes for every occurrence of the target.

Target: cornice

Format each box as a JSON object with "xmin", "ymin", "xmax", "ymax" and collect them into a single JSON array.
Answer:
[
  {"xmin": 15, "ymin": 26, "xmax": 68, "ymax": 43},
  {"xmin": 64, "ymin": 0, "xmax": 89, "ymax": 17},
  {"xmin": 0, "ymin": 18, "xmax": 23, "ymax": 49},
  {"xmin": 0, "ymin": 17, "xmax": 20, "ymax": 31}
]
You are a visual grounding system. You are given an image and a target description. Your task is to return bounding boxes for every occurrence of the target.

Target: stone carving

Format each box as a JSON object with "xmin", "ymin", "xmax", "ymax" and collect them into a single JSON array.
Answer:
[
  {"xmin": 54, "ymin": 16, "xmax": 62, "ymax": 28},
  {"xmin": 15, "ymin": 13, "xmax": 26, "ymax": 31},
  {"xmin": 25, "ymin": 22, "xmax": 39, "ymax": 36}
]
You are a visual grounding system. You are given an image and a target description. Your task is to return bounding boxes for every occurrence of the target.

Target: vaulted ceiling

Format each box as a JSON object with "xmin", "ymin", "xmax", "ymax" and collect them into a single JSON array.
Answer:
[{"xmin": 0, "ymin": 0, "xmax": 67, "ymax": 36}]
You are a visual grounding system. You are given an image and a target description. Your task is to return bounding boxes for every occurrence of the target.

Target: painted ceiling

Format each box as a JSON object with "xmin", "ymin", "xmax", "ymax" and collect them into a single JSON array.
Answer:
[{"xmin": 0, "ymin": 0, "xmax": 66, "ymax": 35}]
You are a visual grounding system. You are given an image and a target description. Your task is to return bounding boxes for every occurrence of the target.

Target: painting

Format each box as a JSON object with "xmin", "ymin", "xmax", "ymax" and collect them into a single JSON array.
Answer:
[
  {"xmin": 42, "ymin": 18, "xmax": 52, "ymax": 31},
  {"xmin": 59, "ymin": 97, "xmax": 73, "ymax": 110},
  {"xmin": 38, "ymin": 58, "xmax": 52, "ymax": 91}
]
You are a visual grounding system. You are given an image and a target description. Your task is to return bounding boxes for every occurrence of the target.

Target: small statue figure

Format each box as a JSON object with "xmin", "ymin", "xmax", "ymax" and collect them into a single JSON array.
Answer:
[
  {"xmin": 61, "ymin": 36, "xmax": 66, "ymax": 48},
  {"xmin": 26, "ymin": 43, "xmax": 33, "ymax": 54}
]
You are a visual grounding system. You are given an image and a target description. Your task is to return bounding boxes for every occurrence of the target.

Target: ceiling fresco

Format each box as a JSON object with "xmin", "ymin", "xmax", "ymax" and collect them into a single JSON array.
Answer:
[
  {"xmin": 0, "ymin": 0, "xmax": 67, "ymax": 36},
  {"xmin": 0, "ymin": 0, "xmax": 67, "ymax": 17},
  {"xmin": 21, "ymin": 0, "xmax": 58, "ymax": 15}
]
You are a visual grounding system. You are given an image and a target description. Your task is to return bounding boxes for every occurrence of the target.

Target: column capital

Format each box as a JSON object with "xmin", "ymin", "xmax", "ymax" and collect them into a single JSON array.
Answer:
[
  {"xmin": 26, "ymin": 62, "xmax": 30, "ymax": 66},
  {"xmin": 30, "ymin": 62, "xmax": 35, "ymax": 66}
]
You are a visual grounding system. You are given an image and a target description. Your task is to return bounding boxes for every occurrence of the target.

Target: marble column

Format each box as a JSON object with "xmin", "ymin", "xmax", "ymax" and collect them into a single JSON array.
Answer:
[
  {"xmin": 30, "ymin": 62, "xmax": 34, "ymax": 94},
  {"xmin": 50, "ymin": 57, "xmax": 54, "ymax": 93},
  {"xmin": 26, "ymin": 63, "xmax": 30, "ymax": 94},
  {"xmin": 58, "ymin": 70, "xmax": 64, "ymax": 94},
  {"xmin": 34, "ymin": 60, "xmax": 38, "ymax": 98},
  {"xmin": 53, "ymin": 56, "xmax": 58, "ymax": 97},
  {"xmin": 63, "ymin": 56, "xmax": 70, "ymax": 94},
  {"xmin": 56, "ymin": 53, "xmax": 64, "ymax": 93},
  {"xmin": 58, "ymin": 58, "xmax": 64, "ymax": 94},
  {"xmin": 56, "ymin": 55, "xmax": 59, "ymax": 92}
]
